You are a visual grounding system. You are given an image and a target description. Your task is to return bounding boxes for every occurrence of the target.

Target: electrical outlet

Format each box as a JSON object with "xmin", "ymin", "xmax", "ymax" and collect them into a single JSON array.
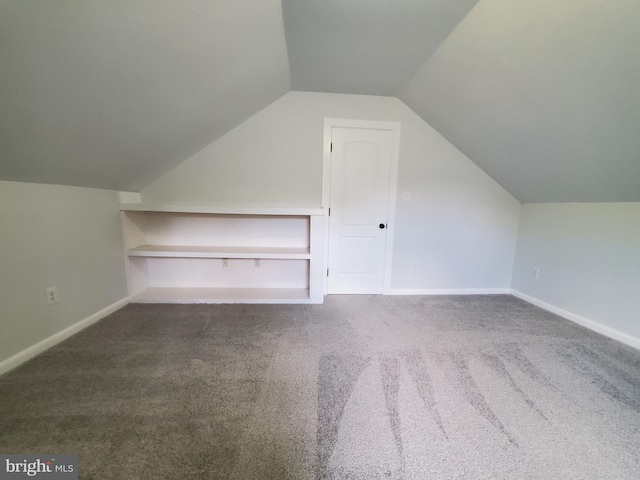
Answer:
[
  {"xmin": 222, "ymin": 258, "xmax": 228, "ymax": 267},
  {"xmin": 46, "ymin": 287, "xmax": 58, "ymax": 305},
  {"xmin": 255, "ymin": 258, "xmax": 260, "ymax": 268},
  {"xmin": 532, "ymin": 268, "xmax": 540, "ymax": 280}
]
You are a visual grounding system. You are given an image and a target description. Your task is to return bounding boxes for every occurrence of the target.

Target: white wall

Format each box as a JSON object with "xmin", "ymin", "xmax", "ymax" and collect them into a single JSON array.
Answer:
[
  {"xmin": 512, "ymin": 203, "xmax": 640, "ymax": 345},
  {"xmin": 142, "ymin": 91, "xmax": 521, "ymax": 291},
  {"xmin": 0, "ymin": 181, "xmax": 128, "ymax": 369}
]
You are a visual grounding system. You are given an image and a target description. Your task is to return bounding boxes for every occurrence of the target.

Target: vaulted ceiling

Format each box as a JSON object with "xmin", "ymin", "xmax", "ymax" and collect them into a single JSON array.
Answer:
[{"xmin": 1, "ymin": 0, "xmax": 639, "ymax": 202}]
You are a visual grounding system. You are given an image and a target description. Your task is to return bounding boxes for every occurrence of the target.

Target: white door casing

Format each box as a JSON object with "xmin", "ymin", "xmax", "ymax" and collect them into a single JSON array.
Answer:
[{"xmin": 323, "ymin": 120, "xmax": 400, "ymax": 294}]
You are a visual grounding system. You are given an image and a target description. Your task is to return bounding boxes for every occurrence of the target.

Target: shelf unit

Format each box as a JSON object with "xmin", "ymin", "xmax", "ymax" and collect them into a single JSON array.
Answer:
[{"xmin": 120, "ymin": 204, "xmax": 324, "ymax": 304}]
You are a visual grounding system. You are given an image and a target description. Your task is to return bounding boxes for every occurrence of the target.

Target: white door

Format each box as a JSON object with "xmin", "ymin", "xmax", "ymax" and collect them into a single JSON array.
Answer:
[{"xmin": 327, "ymin": 127, "xmax": 395, "ymax": 294}]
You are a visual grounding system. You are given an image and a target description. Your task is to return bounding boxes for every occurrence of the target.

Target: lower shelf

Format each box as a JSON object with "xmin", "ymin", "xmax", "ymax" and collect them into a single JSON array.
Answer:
[{"xmin": 130, "ymin": 287, "xmax": 311, "ymax": 304}]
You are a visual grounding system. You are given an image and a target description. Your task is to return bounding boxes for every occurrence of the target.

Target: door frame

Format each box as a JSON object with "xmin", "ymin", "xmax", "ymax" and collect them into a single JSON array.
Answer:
[{"xmin": 322, "ymin": 118, "xmax": 401, "ymax": 295}]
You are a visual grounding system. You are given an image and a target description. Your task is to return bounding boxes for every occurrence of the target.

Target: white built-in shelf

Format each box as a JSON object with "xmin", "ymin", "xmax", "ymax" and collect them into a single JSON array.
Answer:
[
  {"xmin": 120, "ymin": 203, "xmax": 324, "ymax": 216},
  {"xmin": 127, "ymin": 245, "xmax": 310, "ymax": 259},
  {"xmin": 120, "ymin": 203, "xmax": 324, "ymax": 304},
  {"xmin": 131, "ymin": 287, "xmax": 311, "ymax": 304}
]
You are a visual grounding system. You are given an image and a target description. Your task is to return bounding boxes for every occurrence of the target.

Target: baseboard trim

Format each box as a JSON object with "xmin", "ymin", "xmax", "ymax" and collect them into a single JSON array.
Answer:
[
  {"xmin": 387, "ymin": 288, "xmax": 511, "ymax": 295},
  {"xmin": 511, "ymin": 290, "xmax": 640, "ymax": 351},
  {"xmin": 0, "ymin": 297, "xmax": 130, "ymax": 377}
]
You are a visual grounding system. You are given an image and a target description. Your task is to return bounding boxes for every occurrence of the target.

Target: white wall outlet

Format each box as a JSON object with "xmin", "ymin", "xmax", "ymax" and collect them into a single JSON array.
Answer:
[
  {"xmin": 532, "ymin": 268, "xmax": 540, "ymax": 280},
  {"xmin": 222, "ymin": 258, "xmax": 229, "ymax": 267},
  {"xmin": 255, "ymin": 258, "xmax": 260, "ymax": 268},
  {"xmin": 46, "ymin": 287, "xmax": 59, "ymax": 305}
]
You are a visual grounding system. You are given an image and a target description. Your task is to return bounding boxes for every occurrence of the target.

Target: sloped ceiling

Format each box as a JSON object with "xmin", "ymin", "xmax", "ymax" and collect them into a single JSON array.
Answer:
[
  {"xmin": 1, "ymin": 0, "xmax": 639, "ymax": 202},
  {"xmin": 400, "ymin": 0, "xmax": 640, "ymax": 202},
  {"xmin": 0, "ymin": 0, "xmax": 290, "ymax": 191}
]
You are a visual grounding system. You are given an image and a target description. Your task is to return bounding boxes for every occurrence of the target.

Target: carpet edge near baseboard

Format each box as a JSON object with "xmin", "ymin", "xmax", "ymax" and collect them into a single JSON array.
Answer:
[
  {"xmin": 0, "ymin": 296, "xmax": 130, "ymax": 377},
  {"xmin": 510, "ymin": 289, "xmax": 640, "ymax": 351},
  {"xmin": 387, "ymin": 288, "xmax": 512, "ymax": 295},
  {"xmin": 2, "ymin": 290, "xmax": 636, "ymax": 378}
]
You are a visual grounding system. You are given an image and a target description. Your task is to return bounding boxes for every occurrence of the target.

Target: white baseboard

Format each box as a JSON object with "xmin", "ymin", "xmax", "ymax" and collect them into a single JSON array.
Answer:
[
  {"xmin": 387, "ymin": 288, "xmax": 511, "ymax": 295},
  {"xmin": 511, "ymin": 290, "xmax": 640, "ymax": 351},
  {"xmin": 0, "ymin": 297, "xmax": 130, "ymax": 377}
]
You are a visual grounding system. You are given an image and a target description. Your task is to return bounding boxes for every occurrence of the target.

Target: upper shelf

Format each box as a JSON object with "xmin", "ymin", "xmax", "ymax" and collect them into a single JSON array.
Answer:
[
  {"xmin": 127, "ymin": 245, "xmax": 310, "ymax": 259},
  {"xmin": 120, "ymin": 203, "xmax": 325, "ymax": 216}
]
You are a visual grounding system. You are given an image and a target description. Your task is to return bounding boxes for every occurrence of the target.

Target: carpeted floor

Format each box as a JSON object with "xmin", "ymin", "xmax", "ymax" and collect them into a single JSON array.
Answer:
[{"xmin": 1, "ymin": 295, "xmax": 639, "ymax": 479}]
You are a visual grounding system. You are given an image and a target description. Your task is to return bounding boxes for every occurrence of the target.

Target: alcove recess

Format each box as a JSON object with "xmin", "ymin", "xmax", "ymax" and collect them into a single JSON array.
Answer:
[{"xmin": 120, "ymin": 204, "xmax": 324, "ymax": 304}]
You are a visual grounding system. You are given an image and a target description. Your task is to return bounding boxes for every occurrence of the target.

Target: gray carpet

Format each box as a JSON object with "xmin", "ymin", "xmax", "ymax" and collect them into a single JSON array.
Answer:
[{"xmin": 1, "ymin": 295, "xmax": 639, "ymax": 479}]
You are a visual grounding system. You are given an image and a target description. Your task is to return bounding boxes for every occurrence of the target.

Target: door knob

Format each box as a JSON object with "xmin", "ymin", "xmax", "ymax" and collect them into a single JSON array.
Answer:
[{"xmin": 379, "ymin": 223, "xmax": 386, "ymax": 229}]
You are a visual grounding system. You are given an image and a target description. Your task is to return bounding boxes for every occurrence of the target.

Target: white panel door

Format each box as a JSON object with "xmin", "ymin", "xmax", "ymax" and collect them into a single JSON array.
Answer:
[{"xmin": 328, "ymin": 127, "xmax": 394, "ymax": 294}]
